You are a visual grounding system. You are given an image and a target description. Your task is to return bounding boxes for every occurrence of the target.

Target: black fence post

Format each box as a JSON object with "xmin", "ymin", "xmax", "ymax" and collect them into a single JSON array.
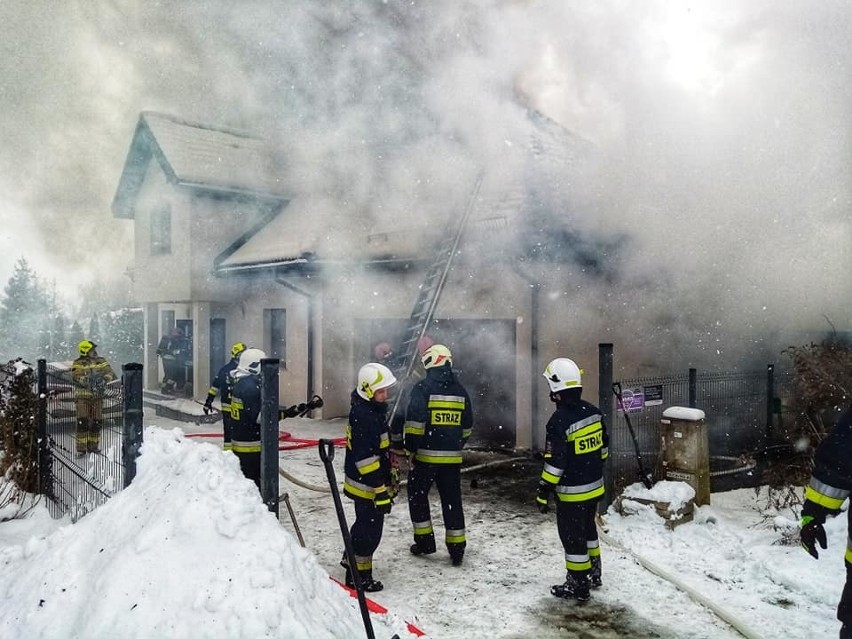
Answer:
[
  {"xmin": 36, "ymin": 359, "xmax": 50, "ymax": 497},
  {"xmin": 688, "ymin": 368, "xmax": 697, "ymax": 408},
  {"xmin": 766, "ymin": 363, "xmax": 775, "ymax": 443},
  {"xmin": 260, "ymin": 358, "xmax": 281, "ymax": 517},
  {"xmin": 598, "ymin": 343, "xmax": 614, "ymax": 509},
  {"xmin": 122, "ymin": 363, "xmax": 144, "ymax": 488}
]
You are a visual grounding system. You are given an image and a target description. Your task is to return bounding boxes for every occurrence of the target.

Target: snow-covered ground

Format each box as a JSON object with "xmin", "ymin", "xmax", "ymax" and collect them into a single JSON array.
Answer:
[{"xmin": 0, "ymin": 412, "xmax": 846, "ymax": 638}]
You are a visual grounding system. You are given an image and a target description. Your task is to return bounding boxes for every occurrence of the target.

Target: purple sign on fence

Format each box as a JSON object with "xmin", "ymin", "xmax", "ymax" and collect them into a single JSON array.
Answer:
[{"xmin": 617, "ymin": 387, "xmax": 644, "ymax": 412}]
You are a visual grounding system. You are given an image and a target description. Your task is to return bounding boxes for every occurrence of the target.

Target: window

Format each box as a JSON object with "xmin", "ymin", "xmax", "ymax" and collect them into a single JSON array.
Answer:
[
  {"xmin": 265, "ymin": 308, "xmax": 286, "ymax": 366},
  {"xmin": 151, "ymin": 204, "xmax": 172, "ymax": 255}
]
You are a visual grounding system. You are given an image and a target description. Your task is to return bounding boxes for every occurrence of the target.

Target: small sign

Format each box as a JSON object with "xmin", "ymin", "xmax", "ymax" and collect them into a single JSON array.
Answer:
[
  {"xmin": 644, "ymin": 384, "xmax": 663, "ymax": 407},
  {"xmin": 617, "ymin": 387, "xmax": 644, "ymax": 413},
  {"xmin": 666, "ymin": 470, "xmax": 694, "ymax": 482}
]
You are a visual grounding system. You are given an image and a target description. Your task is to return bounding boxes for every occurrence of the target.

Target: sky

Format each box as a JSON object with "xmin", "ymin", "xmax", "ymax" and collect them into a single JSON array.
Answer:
[
  {"xmin": 0, "ymin": 1, "xmax": 850, "ymax": 364},
  {"xmin": 0, "ymin": 410, "xmax": 847, "ymax": 639}
]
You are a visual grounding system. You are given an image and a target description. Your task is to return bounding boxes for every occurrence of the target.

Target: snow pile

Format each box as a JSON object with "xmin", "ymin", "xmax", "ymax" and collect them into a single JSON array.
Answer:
[
  {"xmin": 0, "ymin": 427, "xmax": 414, "ymax": 638},
  {"xmin": 622, "ymin": 479, "xmax": 696, "ymax": 511}
]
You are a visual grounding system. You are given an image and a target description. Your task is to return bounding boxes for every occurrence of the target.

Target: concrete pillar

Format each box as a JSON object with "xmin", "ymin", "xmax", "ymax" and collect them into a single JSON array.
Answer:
[{"xmin": 192, "ymin": 302, "xmax": 211, "ymax": 401}]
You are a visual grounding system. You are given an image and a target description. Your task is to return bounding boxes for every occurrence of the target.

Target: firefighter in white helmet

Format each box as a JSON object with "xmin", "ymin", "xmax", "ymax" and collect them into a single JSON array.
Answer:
[
  {"xmin": 404, "ymin": 344, "xmax": 474, "ymax": 566},
  {"xmin": 537, "ymin": 357, "xmax": 609, "ymax": 602},
  {"xmin": 342, "ymin": 362, "xmax": 398, "ymax": 592}
]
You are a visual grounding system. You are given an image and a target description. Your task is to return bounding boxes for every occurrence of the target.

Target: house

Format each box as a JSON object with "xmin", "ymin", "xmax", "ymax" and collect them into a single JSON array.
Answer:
[{"xmin": 111, "ymin": 110, "xmax": 596, "ymax": 452}]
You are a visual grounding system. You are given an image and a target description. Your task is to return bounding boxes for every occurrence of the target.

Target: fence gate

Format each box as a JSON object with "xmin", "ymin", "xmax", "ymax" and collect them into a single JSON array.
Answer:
[{"xmin": 39, "ymin": 360, "xmax": 133, "ymax": 522}]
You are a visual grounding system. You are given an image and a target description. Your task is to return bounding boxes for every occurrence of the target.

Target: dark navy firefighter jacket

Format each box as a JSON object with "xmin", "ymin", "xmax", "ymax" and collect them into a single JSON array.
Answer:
[
  {"xmin": 403, "ymin": 364, "xmax": 473, "ymax": 465},
  {"xmin": 344, "ymin": 390, "xmax": 392, "ymax": 502},
  {"xmin": 540, "ymin": 397, "xmax": 609, "ymax": 503}
]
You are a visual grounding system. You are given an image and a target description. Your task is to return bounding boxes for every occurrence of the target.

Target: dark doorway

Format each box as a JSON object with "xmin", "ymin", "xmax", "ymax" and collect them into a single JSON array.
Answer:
[
  {"xmin": 210, "ymin": 318, "xmax": 226, "ymax": 380},
  {"xmin": 357, "ymin": 318, "xmax": 516, "ymax": 449}
]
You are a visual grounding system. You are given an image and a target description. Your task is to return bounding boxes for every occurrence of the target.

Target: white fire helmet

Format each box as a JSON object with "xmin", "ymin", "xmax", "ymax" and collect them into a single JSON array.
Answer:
[
  {"xmin": 237, "ymin": 348, "xmax": 266, "ymax": 377},
  {"xmin": 542, "ymin": 358, "xmax": 582, "ymax": 393},
  {"xmin": 357, "ymin": 362, "xmax": 397, "ymax": 400},
  {"xmin": 421, "ymin": 344, "xmax": 452, "ymax": 370}
]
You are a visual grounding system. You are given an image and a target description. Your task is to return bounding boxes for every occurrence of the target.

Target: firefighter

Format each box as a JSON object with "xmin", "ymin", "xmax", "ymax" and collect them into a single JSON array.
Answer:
[
  {"xmin": 228, "ymin": 348, "xmax": 266, "ymax": 488},
  {"xmin": 203, "ymin": 342, "xmax": 247, "ymax": 451},
  {"xmin": 404, "ymin": 344, "xmax": 473, "ymax": 566},
  {"xmin": 71, "ymin": 340, "xmax": 117, "ymax": 456},
  {"xmin": 800, "ymin": 406, "xmax": 852, "ymax": 639},
  {"xmin": 342, "ymin": 362, "xmax": 397, "ymax": 592},
  {"xmin": 536, "ymin": 357, "xmax": 608, "ymax": 602},
  {"xmin": 156, "ymin": 327, "xmax": 190, "ymax": 394}
]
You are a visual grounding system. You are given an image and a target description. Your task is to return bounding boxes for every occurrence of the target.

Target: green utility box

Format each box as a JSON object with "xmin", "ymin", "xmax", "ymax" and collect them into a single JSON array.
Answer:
[{"xmin": 660, "ymin": 406, "xmax": 710, "ymax": 506}]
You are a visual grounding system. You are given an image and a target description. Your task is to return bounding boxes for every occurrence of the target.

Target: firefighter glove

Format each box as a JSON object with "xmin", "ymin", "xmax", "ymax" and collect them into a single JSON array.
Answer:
[
  {"xmin": 202, "ymin": 398, "xmax": 214, "ymax": 415},
  {"xmin": 389, "ymin": 467, "xmax": 401, "ymax": 498},
  {"xmin": 536, "ymin": 482, "xmax": 553, "ymax": 514},
  {"xmin": 800, "ymin": 515, "xmax": 827, "ymax": 559},
  {"xmin": 374, "ymin": 488, "xmax": 392, "ymax": 515}
]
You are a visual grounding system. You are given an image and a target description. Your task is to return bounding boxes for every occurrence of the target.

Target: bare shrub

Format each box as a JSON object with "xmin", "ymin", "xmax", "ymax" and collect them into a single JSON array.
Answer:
[{"xmin": 0, "ymin": 359, "xmax": 41, "ymax": 520}]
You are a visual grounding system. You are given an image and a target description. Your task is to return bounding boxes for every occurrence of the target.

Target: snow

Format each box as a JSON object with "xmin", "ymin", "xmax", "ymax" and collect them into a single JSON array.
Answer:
[
  {"xmin": 662, "ymin": 406, "xmax": 707, "ymax": 421},
  {"xmin": 0, "ymin": 415, "xmax": 847, "ymax": 639},
  {"xmin": 622, "ymin": 479, "xmax": 696, "ymax": 511}
]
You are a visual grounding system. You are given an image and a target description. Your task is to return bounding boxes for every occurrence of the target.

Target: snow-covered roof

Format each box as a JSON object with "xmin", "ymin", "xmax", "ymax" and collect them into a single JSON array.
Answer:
[{"xmin": 112, "ymin": 112, "xmax": 289, "ymax": 218}]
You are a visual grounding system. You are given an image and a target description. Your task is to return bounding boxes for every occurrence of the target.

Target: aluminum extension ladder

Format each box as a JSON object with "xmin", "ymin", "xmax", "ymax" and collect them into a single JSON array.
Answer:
[{"xmin": 386, "ymin": 173, "xmax": 484, "ymax": 429}]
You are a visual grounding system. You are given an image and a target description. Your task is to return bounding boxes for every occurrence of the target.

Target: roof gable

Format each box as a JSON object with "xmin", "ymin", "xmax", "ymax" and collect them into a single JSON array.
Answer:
[{"xmin": 112, "ymin": 112, "xmax": 289, "ymax": 218}]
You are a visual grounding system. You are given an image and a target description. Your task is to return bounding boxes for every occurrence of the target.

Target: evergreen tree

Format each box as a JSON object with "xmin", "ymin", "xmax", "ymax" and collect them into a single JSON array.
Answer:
[
  {"xmin": 88, "ymin": 312, "xmax": 101, "ymax": 344},
  {"xmin": 0, "ymin": 258, "xmax": 50, "ymax": 362},
  {"xmin": 68, "ymin": 321, "xmax": 84, "ymax": 356},
  {"xmin": 102, "ymin": 308, "xmax": 144, "ymax": 368},
  {"xmin": 53, "ymin": 313, "xmax": 70, "ymax": 360}
]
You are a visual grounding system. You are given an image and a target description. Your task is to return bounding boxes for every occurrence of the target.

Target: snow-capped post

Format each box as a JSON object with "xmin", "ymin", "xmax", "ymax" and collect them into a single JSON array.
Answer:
[
  {"xmin": 36, "ymin": 359, "xmax": 50, "ymax": 497},
  {"xmin": 260, "ymin": 357, "xmax": 280, "ymax": 518},
  {"xmin": 122, "ymin": 363, "xmax": 144, "ymax": 488},
  {"xmin": 688, "ymin": 368, "xmax": 697, "ymax": 407}
]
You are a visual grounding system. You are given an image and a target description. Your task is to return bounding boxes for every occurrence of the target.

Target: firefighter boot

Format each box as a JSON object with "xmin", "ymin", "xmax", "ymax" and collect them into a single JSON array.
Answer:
[
  {"xmin": 410, "ymin": 533, "xmax": 437, "ymax": 557},
  {"xmin": 589, "ymin": 556, "xmax": 602, "ymax": 589},
  {"xmin": 551, "ymin": 571, "xmax": 591, "ymax": 602},
  {"xmin": 88, "ymin": 419, "xmax": 102, "ymax": 453},
  {"xmin": 344, "ymin": 566, "xmax": 384, "ymax": 592},
  {"xmin": 75, "ymin": 418, "xmax": 89, "ymax": 456}
]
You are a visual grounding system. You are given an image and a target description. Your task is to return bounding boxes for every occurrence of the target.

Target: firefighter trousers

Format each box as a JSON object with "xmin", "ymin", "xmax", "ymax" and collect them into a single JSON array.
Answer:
[
  {"xmin": 555, "ymin": 499, "xmax": 599, "ymax": 577},
  {"xmin": 407, "ymin": 463, "xmax": 465, "ymax": 560},
  {"xmin": 349, "ymin": 498, "xmax": 386, "ymax": 573},
  {"xmin": 234, "ymin": 450, "xmax": 261, "ymax": 490}
]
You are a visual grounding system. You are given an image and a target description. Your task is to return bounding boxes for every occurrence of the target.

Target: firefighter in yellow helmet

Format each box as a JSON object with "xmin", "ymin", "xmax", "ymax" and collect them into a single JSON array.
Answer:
[
  {"xmin": 203, "ymin": 342, "xmax": 247, "ymax": 451},
  {"xmin": 404, "ymin": 344, "xmax": 474, "ymax": 567},
  {"xmin": 71, "ymin": 340, "xmax": 117, "ymax": 455}
]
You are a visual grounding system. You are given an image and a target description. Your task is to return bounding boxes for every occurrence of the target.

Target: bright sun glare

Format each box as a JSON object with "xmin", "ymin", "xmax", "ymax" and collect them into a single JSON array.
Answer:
[{"xmin": 658, "ymin": 7, "xmax": 725, "ymax": 96}]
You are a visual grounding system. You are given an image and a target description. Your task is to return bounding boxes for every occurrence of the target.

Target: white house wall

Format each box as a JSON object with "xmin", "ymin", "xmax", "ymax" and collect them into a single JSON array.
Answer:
[{"xmin": 130, "ymin": 162, "xmax": 191, "ymax": 302}]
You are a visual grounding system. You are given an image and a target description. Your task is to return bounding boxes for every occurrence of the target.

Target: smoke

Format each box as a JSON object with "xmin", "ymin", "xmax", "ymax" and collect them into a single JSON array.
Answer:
[{"xmin": 0, "ymin": 0, "xmax": 849, "ymax": 368}]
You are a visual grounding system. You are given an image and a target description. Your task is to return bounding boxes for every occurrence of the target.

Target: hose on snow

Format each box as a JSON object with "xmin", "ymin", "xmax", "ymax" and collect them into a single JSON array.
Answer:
[{"xmin": 597, "ymin": 526, "xmax": 765, "ymax": 639}]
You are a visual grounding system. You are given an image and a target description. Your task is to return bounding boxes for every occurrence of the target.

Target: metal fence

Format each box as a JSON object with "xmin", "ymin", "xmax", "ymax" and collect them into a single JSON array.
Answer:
[
  {"xmin": 37, "ymin": 360, "xmax": 143, "ymax": 522},
  {"xmin": 605, "ymin": 364, "xmax": 792, "ymax": 496}
]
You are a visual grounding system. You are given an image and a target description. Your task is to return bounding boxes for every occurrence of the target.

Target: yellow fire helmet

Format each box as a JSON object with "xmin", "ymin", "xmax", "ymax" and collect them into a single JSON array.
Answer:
[{"xmin": 78, "ymin": 340, "xmax": 97, "ymax": 356}]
